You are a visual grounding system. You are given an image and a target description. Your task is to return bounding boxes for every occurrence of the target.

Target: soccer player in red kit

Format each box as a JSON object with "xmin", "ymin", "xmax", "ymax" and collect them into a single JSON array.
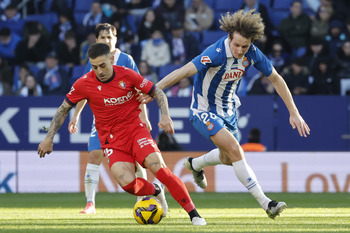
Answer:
[{"xmin": 37, "ymin": 43, "xmax": 206, "ymax": 225}]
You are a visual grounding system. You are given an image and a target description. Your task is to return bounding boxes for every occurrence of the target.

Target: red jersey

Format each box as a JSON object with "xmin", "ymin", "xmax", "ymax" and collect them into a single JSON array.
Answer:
[{"xmin": 65, "ymin": 65, "xmax": 155, "ymax": 146}]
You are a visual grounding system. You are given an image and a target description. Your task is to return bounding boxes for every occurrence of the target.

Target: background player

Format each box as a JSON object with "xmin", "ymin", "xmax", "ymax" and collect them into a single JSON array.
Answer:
[
  {"xmin": 138, "ymin": 10, "xmax": 310, "ymax": 219},
  {"xmin": 68, "ymin": 23, "xmax": 149, "ymax": 214},
  {"xmin": 38, "ymin": 43, "xmax": 206, "ymax": 225}
]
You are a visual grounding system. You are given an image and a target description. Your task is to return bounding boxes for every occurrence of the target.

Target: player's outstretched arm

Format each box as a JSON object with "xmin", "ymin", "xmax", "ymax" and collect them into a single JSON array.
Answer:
[
  {"xmin": 267, "ymin": 68, "xmax": 310, "ymax": 137},
  {"xmin": 38, "ymin": 100, "xmax": 73, "ymax": 158},
  {"xmin": 157, "ymin": 62, "xmax": 198, "ymax": 90},
  {"xmin": 136, "ymin": 62, "xmax": 198, "ymax": 104},
  {"xmin": 68, "ymin": 99, "xmax": 87, "ymax": 134},
  {"xmin": 152, "ymin": 87, "xmax": 175, "ymax": 134}
]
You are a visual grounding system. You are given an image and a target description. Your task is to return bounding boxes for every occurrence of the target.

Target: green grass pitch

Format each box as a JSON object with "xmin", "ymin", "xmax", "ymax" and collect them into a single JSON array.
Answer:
[{"xmin": 0, "ymin": 192, "xmax": 349, "ymax": 233}]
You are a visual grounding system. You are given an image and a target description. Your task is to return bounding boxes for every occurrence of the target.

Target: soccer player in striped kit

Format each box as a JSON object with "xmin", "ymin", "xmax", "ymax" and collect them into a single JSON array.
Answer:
[
  {"xmin": 139, "ymin": 10, "xmax": 310, "ymax": 219},
  {"xmin": 68, "ymin": 23, "xmax": 149, "ymax": 214}
]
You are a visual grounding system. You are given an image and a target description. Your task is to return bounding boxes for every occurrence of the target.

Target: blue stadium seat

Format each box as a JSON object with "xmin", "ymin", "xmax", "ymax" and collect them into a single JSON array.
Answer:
[
  {"xmin": 273, "ymin": 0, "xmax": 292, "ymax": 9},
  {"xmin": 74, "ymin": 12, "xmax": 87, "ymax": 26},
  {"xmin": 214, "ymin": 11, "xmax": 227, "ymax": 30},
  {"xmin": 215, "ymin": 0, "xmax": 242, "ymax": 11},
  {"xmin": 25, "ymin": 13, "xmax": 58, "ymax": 32},
  {"xmin": 43, "ymin": 0, "xmax": 74, "ymax": 12},
  {"xmin": 200, "ymin": 30, "xmax": 228, "ymax": 51},
  {"xmin": 158, "ymin": 64, "xmax": 182, "ymax": 79},
  {"xmin": 203, "ymin": 0, "xmax": 215, "ymax": 8},
  {"xmin": 74, "ymin": 0, "xmax": 94, "ymax": 13},
  {"xmin": 269, "ymin": 9, "xmax": 289, "ymax": 28},
  {"xmin": 70, "ymin": 65, "xmax": 86, "ymax": 85},
  {"xmin": 0, "ymin": 20, "xmax": 25, "ymax": 36},
  {"xmin": 259, "ymin": 0, "xmax": 271, "ymax": 8},
  {"xmin": 126, "ymin": 14, "xmax": 138, "ymax": 33}
]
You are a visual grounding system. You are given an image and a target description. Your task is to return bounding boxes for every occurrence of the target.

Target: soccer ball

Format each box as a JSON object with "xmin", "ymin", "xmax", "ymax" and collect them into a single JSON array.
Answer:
[{"xmin": 133, "ymin": 197, "xmax": 163, "ymax": 224}]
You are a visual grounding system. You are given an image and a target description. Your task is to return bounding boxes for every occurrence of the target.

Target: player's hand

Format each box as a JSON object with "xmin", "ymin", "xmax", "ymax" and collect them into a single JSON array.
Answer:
[
  {"xmin": 68, "ymin": 118, "xmax": 78, "ymax": 134},
  {"xmin": 289, "ymin": 113, "xmax": 310, "ymax": 137},
  {"xmin": 38, "ymin": 138, "xmax": 53, "ymax": 158},
  {"xmin": 137, "ymin": 92, "xmax": 154, "ymax": 104},
  {"xmin": 158, "ymin": 115, "xmax": 175, "ymax": 134}
]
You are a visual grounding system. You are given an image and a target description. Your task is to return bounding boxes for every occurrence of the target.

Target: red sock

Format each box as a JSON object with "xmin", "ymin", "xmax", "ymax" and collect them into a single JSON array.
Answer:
[
  {"xmin": 122, "ymin": 178, "xmax": 156, "ymax": 196},
  {"xmin": 156, "ymin": 167, "xmax": 195, "ymax": 213}
]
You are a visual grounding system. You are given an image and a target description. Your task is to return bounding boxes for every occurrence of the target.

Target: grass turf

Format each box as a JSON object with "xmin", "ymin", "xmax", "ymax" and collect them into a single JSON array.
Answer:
[{"xmin": 0, "ymin": 192, "xmax": 349, "ymax": 233}]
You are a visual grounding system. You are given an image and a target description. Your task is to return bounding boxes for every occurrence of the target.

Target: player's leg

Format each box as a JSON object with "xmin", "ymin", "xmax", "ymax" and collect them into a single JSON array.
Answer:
[
  {"xmin": 135, "ymin": 162, "xmax": 147, "ymax": 201},
  {"xmin": 110, "ymin": 161, "xmax": 156, "ymax": 196},
  {"xmin": 184, "ymin": 112, "xmax": 228, "ymax": 188},
  {"xmin": 211, "ymin": 128, "xmax": 286, "ymax": 219},
  {"xmin": 81, "ymin": 123, "xmax": 103, "ymax": 214},
  {"xmin": 107, "ymin": 147, "xmax": 167, "ymax": 216},
  {"xmin": 144, "ymin": 152, "xmax": 206, "ymax": 225}
]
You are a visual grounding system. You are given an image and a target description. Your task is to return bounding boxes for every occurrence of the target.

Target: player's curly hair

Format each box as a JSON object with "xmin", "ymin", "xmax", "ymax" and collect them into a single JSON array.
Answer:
[{"xmin": 219, "ymin": 10, "xmax": 265, "ymax": 42}]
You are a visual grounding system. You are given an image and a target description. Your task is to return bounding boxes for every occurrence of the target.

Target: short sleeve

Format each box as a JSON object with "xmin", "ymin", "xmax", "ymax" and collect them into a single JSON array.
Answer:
[{"xmin": 65, "ymin": 76, "xmax": 87, "ymax": 105}]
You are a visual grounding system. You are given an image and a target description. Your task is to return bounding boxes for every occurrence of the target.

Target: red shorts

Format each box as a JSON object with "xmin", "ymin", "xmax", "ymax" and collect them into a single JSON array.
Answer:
[{"xmin": 102, "ymin": 125, "xmax": 160, "ymax": 169}]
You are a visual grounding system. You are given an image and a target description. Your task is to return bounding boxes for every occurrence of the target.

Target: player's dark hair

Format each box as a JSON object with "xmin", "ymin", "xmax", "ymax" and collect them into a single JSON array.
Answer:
[
  {"xmin": 88, "ymin": 43, "xmax": 110, "ymax": 59},
  {"xmin": 219, "ymin": 9, "xmax": 264, "ymax": 42},
  {"xmin": 95, "ymin": 23, "xmax": 117, "ymax": 38}
]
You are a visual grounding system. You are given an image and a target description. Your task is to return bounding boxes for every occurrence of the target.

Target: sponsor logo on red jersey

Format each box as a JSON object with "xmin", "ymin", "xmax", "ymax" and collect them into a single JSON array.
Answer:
[
  {"xmin": 222, "ymin": 69, "xmax": 245, "ymax": 81},
  {"xmin": 139, "ymin": 79, "xmax": 148, "ymax": 88},
  {"xmin": 104, "ymin": 91, "xmax": 134, "ymax": 105},
  {"xmin": 200, "ymin": 56, "xmax": 212, "ymax": 65}
]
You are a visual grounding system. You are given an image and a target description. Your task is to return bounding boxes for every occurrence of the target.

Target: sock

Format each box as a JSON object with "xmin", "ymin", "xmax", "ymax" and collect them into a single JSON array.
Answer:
[
  {"xmin": 122, "ymin": 178, "xmax": 156, "ymax": 196},
  {"xmin": 156, "ymin": 167, "xmax": 195, "ymax": 213},
  {"xmin": 192, "ymin": 148, "xmax": 222, "ymax": 171},
  {"xmin": 136, "ymin": 162, "xmax": 147, "ymax": 179},
  {"xmin": 232, "ymin": 159, "xmax": 271, "ymax": 210},
  {"xmin": 85, "ymin": 163, "xmax": 100, "ymax": 205},
  {"xmin": 188, "ymin": 209, "xmax": 201, "ymax": 220}
]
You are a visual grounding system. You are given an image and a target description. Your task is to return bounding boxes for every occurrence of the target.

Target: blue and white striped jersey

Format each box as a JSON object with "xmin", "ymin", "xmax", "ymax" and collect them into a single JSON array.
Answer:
[
  {"xmin": 84, "ymin": 48, "xmax": 139, "ymax": 74},
  {"xmin": 191, "ymin": 36, "xmax": 273, "ymax": 118}
]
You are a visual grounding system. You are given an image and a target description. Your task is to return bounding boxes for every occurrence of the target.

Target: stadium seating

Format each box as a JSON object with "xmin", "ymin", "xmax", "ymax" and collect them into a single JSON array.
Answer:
[
  {"xmin": 70, "ymin": 65, "xmax": 86, "ymax": 85},
  {"xmin": 0, "ymin": 20, "xmax": 25, "ymax": 36},
  {"xmin": 74, "ymin": 0, "xmax": 94, "ymax": 13},
  {"xmin": 215, "ymin": 0, "xmax": 242, "ymax": 11},
  {"xmin": 269, "ymin": 9, "xmax": 289, "ymax": 28},
  {"xmin": 25, "ymin": 13, "xmax": 58, "ymax": 33},
  {"xmin": 272, "ymin": 0, "xmax": 293, "ymax": 9},
  {"xmin": 158, "ymin": 64, "xmax": 182, "ymax": 80},
  {"xmin": 200, "ymin": 30, "xmax": 228, "ymax": 51},
  {"xmin": 73, "ymin": 12, "xmax": 87, "ymax": 26}
]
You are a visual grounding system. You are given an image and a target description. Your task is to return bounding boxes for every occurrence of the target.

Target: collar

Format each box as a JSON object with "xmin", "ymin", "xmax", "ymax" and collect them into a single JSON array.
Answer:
[
  {"xmin": 224, "ymin": 38, "xmax": 233, "ymax": 58},
  {"xmin": 113, "ymin": 48, "xmax": 121, "ymax": 64}
]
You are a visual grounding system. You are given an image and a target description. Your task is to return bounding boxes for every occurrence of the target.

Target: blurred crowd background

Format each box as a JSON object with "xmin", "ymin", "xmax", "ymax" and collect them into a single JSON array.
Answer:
[{"xmin": 0, "ymin": 0, "xmax": 350, "ymax": 98}]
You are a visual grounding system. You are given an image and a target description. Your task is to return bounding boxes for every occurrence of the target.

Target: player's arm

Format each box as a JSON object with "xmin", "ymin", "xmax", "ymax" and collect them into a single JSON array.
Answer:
[
  {"xmin": 38, "ymin": 100, "xmax": 73, "ymax": 158},
  {"xmin": 157, "ymin": 61, "xmax": 197, "ymax": 90},
  {"xmin": 137, "ymin": 62, "xmax": 198, "ymax": 104},
  {"xmin": 151, "ymin": 86, "xmax": 174, "ymax": 134},
  {"xmin": 267, "ymin": 68, "xmax": 310, "ymax": 137},
  {"xmin": 139, "ymin": 103, "xmax": 152, "ymax": 131},
  {"xmin": 68, "ymin": 99, "xmax": 87, "ymax": 134}
]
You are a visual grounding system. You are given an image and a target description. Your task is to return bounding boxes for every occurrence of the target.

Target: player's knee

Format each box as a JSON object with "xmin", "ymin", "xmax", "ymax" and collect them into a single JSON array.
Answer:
[
  {"xmin": 144, "ymin": 153, "xmax": 166, "ymax": 175},
  {"xmin": 88, "ymin": 150, "xmax": 103, "ymax": 164}
]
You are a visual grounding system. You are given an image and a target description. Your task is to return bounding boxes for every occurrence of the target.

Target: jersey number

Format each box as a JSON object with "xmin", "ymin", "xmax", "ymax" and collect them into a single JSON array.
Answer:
[{"xmin": 199, "ymin": 112, "xmax": 217, "ymax": 124}]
